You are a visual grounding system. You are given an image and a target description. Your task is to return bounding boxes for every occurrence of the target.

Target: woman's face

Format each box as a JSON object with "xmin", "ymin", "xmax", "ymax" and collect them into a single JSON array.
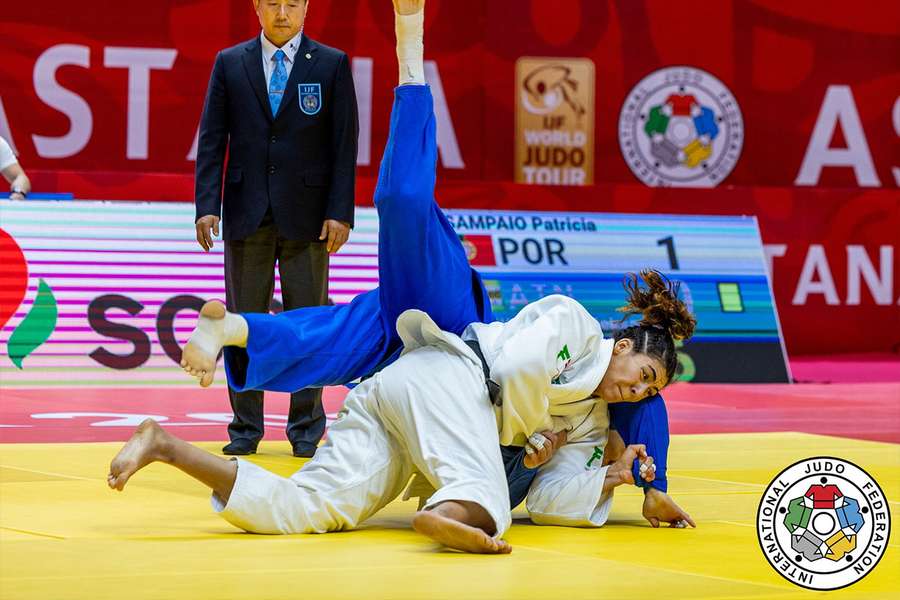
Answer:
[{"xmin": 595, "ymin": 338, "xmax": 668, "ymax": 403}]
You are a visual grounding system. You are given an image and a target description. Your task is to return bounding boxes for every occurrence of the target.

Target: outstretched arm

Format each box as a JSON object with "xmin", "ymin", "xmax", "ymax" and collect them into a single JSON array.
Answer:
[{"xmin": 608, "ymin": 399, "xmax": 696, "ymax": 527}]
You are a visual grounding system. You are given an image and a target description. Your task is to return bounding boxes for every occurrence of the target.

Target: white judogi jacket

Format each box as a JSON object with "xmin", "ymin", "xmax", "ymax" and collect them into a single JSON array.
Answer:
[
  {"xmin": 396, "ymin": 294, "xmax": 618, "ymax": 527},
  {"xmin": 464, "ymin": 294, "xmax": 614, "ymax": 446},
  {"xmin": 526, "ymin": 402, "xmax": 615, "ymax": 527}
]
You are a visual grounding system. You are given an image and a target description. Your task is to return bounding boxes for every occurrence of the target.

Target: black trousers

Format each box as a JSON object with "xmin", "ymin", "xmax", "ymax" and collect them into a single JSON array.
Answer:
[{"xmin": 223, "ymin": 219, "xmax": 328, "ymax": 447}]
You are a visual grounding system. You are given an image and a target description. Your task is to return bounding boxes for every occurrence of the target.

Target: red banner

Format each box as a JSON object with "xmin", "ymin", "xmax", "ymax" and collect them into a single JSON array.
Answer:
[
  {"xmin": 0, "ymin": 1, "xmax": 898, "ymax": 356},
  {"xmin": 1, "ymin": 0, "xmax": 898, "ymax": 188}
]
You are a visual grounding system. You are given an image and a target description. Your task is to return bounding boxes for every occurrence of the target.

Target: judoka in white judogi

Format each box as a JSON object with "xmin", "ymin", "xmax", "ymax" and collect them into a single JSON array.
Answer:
[{"xmin": 214, "ymin": 295, "xmax": 620, "ymax": 537}]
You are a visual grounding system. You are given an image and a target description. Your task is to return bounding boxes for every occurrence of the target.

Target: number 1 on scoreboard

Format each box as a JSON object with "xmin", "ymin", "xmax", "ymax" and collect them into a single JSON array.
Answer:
[{"xmin": 657, "ymin": 236, "xmax": 679, "ymax": 270}]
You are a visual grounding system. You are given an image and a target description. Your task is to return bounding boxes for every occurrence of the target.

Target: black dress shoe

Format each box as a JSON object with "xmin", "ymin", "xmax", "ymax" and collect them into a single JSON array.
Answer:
[
  {"xmin": 222, "ymin": 439, "xmax": 258, "ymax": 455},
  {"xmin": 291, "ymin": 442, "xmax": 317, "ymax": 458}
]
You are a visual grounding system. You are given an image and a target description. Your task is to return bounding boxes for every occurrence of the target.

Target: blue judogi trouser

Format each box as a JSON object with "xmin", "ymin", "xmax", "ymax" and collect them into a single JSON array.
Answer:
[
  {"xmin": 223, "ymin": 85, "xmax": 669, "ymax": 497},
  {"xmin": 223, "ymin": 85, "xmax": 492, "ymax": 391}
]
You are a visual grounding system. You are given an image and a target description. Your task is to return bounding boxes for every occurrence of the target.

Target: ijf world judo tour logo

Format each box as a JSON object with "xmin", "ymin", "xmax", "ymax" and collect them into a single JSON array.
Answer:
[
  {"xmin": 618, "ymin": 66, "xmax": 743, "ymax": 187},
  {"xmin": 756, "ymin": 457, "xmax": 890, "ymax": 590}
]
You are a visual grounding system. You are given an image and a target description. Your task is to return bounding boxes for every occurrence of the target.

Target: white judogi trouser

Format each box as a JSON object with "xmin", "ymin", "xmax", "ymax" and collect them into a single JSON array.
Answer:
[{"xmin": 212, "ymin": 344, "xmax": 512, "ymax": 537}]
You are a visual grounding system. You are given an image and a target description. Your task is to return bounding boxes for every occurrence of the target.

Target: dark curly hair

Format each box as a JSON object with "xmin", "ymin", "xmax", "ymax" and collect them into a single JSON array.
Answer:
[{"xmin": 613, "ymin": 269, "xmax": 697, "ymax": 383}]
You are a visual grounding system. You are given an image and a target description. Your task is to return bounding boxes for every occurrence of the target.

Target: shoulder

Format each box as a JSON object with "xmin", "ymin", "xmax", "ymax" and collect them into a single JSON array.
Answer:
[
  {"xmin": 306, "ymin": 37, "xmax": 349, "ymax": 64},
  {"xmin": 535, "ymin": 295, "xmax": 596, "ymax": 321},
  {"xmin": 218, "ymin": 37, "xmax": 258, "ymax": 62}
]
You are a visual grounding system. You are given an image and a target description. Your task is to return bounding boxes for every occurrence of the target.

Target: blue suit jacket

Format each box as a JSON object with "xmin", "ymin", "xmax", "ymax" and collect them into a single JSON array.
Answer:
[{"xmin": 195, "ymin": 35, "xmax": 358, "ymax": 241}]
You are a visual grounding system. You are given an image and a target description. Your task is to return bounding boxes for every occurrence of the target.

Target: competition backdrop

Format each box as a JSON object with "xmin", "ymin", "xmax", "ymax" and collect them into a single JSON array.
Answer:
[
  {"xmin": 1, "ymin": 0, "xmax": 897, "ymax": 187},
  {"xmin": 0, "ymin": 0, "xmax": 897, "ymax": 355},
  {"xmin": 0, "ymin": 200, "xmax": 788, "ymax": 387}
]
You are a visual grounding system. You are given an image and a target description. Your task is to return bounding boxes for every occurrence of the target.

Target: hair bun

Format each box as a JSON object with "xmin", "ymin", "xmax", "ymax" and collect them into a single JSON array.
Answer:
[{"xmin": 617, "ymin": 269, "xmax": 697, "ymax": 341}]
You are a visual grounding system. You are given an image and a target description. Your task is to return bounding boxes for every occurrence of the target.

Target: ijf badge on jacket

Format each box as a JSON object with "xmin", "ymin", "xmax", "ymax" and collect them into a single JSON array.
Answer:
[{"xmin": 299, "ymin": 83, "xmax": 322, "ymax": 115}]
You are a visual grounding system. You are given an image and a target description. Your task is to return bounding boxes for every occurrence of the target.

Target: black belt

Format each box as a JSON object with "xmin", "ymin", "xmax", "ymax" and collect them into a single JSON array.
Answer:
[{"xmin": 465, "ymin": 339, "xmax": 502, "ymax": 406}]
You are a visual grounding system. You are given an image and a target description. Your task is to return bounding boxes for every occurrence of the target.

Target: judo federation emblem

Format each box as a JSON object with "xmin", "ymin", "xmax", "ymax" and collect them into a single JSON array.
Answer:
[
  {"xmin": 298, "ymin": 83, "xmax": 322, "ymax": 115},
  {"xmin": 756, "ymin": 457, "xmax": 890, "ymax": 590},
  {"xmin": 618, "ymin": 66, "xmax": 743, "ymax": 187}
]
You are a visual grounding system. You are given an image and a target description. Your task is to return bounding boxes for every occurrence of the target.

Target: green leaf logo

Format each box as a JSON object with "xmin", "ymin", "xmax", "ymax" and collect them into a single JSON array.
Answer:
[{"xmin": 8, "ymin": 279, "xmax": 57, "ymax": 369}]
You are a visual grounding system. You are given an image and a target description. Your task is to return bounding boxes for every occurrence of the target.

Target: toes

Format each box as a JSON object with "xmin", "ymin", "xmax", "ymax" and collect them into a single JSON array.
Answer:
[
  {"xmin": 484, "ymin": 535, "xmax": 512, "ymax": 554},
  {"xmin": 200, "ymin": 371, "xmax": 214, "ymax": 387}
]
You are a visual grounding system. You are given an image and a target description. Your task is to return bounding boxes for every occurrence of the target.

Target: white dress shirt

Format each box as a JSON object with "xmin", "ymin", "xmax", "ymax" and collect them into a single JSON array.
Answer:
[{"xmin": 260, "ymin": 30, "xmax": 304, "ymax": 88}]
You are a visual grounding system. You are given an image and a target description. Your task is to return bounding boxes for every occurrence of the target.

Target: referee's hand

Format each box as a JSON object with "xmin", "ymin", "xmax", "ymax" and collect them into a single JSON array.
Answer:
[
  {"xmin": 195, "ymin": 215, "xmax": 220, "ymax": 252},
  {"xmin": 320, "ymin": 219, "xmax": 350, "ymax": 254}
]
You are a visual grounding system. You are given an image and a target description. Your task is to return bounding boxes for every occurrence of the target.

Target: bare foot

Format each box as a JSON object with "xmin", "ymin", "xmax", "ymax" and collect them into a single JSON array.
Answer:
[
  {"xmin": 108, "ymin": 419, "xmax": 171, "ymax": 491},
  {"xmin": 181, "ymin": 300, "xmax": 225, "ymax": 387},
  {"xmin": 393, "ymin": 0, "xmax": 424, "ymax": 16},
  {"xmin": 412, "ymin": 511, "xmax": 512, "ymax": 554}
]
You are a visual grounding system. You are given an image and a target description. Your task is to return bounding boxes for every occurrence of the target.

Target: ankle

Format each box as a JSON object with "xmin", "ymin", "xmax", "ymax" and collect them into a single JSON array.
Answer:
[
  {"xmin": 429, "ymin": 501, "xmax": 466, "ymax": 522},
  {"xmin": 395, "ymin": 10, "xmax": 425, "ymax": 85},
  {"xmin": 154, "ymin": 430, "xmax": 176, "ymax": 464},
  {"xmin": 430, "ymin": 500, "xmax": 496, "ymax": 535},
  {"xmin": 222, "ymin": 312, "xmax": 248, "ymax": 347}
]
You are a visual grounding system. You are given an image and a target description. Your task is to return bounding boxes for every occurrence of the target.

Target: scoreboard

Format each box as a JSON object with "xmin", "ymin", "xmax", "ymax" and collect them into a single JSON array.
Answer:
[
  {"xmin": 446, "ymin": 210, "xmax": 790, "ymax": 383},
  {"xmin": 0, "ymin": 201, "xmax": 788, "ymax": 387}
]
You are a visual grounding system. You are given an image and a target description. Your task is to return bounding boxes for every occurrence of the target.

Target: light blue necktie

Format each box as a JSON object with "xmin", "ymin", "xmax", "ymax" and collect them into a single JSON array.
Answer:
[{"xmin": 268, "ymin": 49, "xmax": 288, "ymax": 116}]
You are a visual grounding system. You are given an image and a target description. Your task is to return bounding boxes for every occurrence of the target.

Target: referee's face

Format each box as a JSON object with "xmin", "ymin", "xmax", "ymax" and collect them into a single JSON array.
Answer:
[{"xmin": 255, "ymin": 0, "xmax": 308, "ymax": 47}]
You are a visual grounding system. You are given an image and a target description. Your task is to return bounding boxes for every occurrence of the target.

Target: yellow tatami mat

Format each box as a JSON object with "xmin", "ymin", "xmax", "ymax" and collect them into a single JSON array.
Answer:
[{"xmin": 1, "ymin": 432, "xmax": 897, "ymax": 599}]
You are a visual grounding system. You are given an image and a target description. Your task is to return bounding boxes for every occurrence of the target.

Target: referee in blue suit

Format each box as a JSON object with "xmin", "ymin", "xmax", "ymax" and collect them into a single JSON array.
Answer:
[{"xmin": 193, "ymin": 0, "xmax": 358, "ymax": 458}]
